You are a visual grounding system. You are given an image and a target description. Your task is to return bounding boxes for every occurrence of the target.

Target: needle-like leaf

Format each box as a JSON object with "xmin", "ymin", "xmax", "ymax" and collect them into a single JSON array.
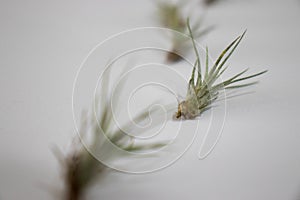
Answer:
[{"xmin": 174, "ymin": 19, "xmax": 267, "ymax": 119}]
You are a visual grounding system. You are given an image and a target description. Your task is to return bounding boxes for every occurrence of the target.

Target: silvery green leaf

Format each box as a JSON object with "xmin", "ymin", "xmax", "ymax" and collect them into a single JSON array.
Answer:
[{"xmin": 174, "ymin": 19, "xmax": 267, "ymax": 119}]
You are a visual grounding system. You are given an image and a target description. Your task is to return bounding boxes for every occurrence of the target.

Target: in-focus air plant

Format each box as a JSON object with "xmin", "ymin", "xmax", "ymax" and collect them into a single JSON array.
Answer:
[
  {"xmin": 174, "ymin": 19, "xmax": 267, "ymax": 119},
  {"xmin": 54, "ymin": 65, "xmax": 168, "ymax": 200},
  {"xmin": 156, "ymin": 1, "xmax": 212, "ymax": 62}
]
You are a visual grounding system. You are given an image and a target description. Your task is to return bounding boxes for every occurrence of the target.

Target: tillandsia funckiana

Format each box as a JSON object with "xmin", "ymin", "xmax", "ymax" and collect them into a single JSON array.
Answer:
[
  {"xmin": 174, "ymin": 19, "xmax": 267, "ymax": 119},
  {"xmin": 156, "ymin": 1, "xmax": 212, "ymax": 62},
  {"xmin": 54, "ymin": 66, "xmax": 168, "ymax": 200}
]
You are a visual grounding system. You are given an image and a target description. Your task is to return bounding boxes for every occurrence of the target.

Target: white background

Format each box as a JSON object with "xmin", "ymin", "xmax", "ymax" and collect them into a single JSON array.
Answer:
[{"xmin": 0, "ymin": 0, "xmax": 300, "ymax": 199}]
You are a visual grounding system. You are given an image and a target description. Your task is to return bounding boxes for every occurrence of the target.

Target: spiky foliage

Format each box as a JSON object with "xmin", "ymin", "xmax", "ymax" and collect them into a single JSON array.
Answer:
[
  {"xmin": 56, "ymin": 65, "xmax": 167, "ymax": 200},
  {"xmin": 156, "ymin": 1, "xmax": 212, "ymax": 62},
  {"xmin": 175, "ymin": 19, "xmax": 267, "ymax": 119}
]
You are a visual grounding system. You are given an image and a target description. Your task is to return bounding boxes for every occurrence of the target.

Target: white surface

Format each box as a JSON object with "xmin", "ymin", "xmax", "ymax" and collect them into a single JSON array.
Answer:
[{"xmin": 1, "ymin": 0, "xmax": 300, "ymax": 199}]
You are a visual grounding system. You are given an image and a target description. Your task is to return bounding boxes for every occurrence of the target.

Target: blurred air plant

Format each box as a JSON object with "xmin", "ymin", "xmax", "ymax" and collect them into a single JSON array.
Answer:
[
  {"xmin": 54, "ymin": 65, "xmax": 169, "ymax": 200},
  {"xmin": 156, "ymin": 1, "xmax": 213, "ymax": 62},
  {"xmin": 174, "ymin": 19, "xmax": 267, "ymax": 119},
  {"xmin": 202, "ymin": 0, "xmax": 222, "ymax": 7}
]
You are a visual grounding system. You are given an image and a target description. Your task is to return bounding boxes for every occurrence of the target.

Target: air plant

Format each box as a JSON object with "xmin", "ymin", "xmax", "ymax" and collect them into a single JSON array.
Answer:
[
  {"xmin": 60, "ymin": 140, "xmax": 105, "ymax": 200},
  {"xmin": 202, "ymin": 0, "xmax": 222, "ymax": 7},
  {"xmin": 54, "ymin": 65, "xmax": 168, "ymax": 200},
  {"xmin": 174, "ymin": 19, "xmax": 267, "ymax": 119},
  {"xmin": 156, "ymin": 1, "xmax": 212, "ymax": 62}
]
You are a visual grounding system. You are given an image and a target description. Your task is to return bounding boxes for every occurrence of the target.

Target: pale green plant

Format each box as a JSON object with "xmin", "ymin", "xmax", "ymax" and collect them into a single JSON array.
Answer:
[
  {"xmin": 175, "ymin": 19, "xmax": 267, "ymax": 119},
  {"xmin": 55, "ymin": 65, "xmax": 168, "ymax": 200},
  {"xmin": 156, "ymin": 1, "xmax": 212, "ymax": 62}
]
